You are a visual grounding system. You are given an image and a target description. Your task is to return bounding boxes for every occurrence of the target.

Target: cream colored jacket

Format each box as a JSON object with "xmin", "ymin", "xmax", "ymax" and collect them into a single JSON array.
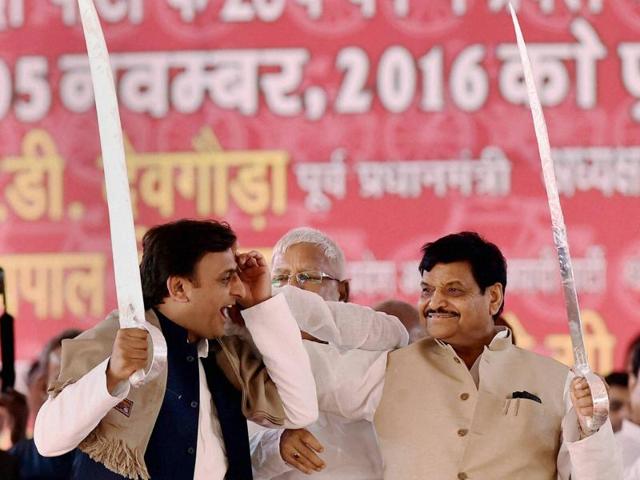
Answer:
[{"xmin": 293, "ymin": 296, "xmax": 622, "ymax": 480}]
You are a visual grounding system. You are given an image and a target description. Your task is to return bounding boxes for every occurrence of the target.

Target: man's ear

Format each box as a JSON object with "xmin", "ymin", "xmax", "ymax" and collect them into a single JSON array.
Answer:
[
  {"xmin": 338, "ymin": 280, "xmax": 350, "ymax": 303},
  {"xmin": 166, "ymin": 276, "xmax": 191, "ymax": 303},
  {"xmin": 488, "ymin": 282, "xmax": 504, "ymax": 316}
]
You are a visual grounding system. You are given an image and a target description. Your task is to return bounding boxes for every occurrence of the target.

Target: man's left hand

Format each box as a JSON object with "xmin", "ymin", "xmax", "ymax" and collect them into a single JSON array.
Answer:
[
  {"xmin": 236, "ymin": 250, "xmax": 271, "ymax": 307},
  {"xmin": 280, "ymin": 428, "xmax": 325, "ymax": 474}
]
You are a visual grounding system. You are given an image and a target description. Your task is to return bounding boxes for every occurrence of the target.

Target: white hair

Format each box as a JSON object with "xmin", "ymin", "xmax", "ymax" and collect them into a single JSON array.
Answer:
[{"xmin": 272, "ymin": 227, "xmax": 346, "ymax": 279}]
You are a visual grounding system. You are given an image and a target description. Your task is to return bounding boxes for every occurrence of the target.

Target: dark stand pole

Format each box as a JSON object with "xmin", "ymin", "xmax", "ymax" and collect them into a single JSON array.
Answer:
[{"xmin": 0, "ymin": 268, "xmax": 16, "ymax": 392}]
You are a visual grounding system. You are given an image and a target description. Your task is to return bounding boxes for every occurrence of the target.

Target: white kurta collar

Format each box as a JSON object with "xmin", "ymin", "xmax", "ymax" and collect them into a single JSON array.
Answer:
[{"xmin": 433, "ymin": 326, "xmax": 511, "ymax": 350}]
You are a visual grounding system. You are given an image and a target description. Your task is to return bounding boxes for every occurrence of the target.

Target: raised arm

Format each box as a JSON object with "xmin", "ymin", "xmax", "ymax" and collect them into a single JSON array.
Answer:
[
  {"xmin": 241, "ymin": 293, "xmax": 318, "ymax": 429},
  {"xmin": 34, "ymin": 358, "xmax": 129, "ymax": 456},
  {"xmin": 34, "ymin": 326, "xmax": 147, "ymax": 457},
  {"xmin": 556, "ymin": 372, "xmax": 623, "ymax": 480},
  {"xmin": 278, "ymin": 286, "xmax": 409, "ymax": 350}
]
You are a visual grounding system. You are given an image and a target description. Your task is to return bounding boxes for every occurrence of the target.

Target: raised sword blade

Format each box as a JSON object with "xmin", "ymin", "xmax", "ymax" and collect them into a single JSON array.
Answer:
[
  {"xmin": 77, "ymin": 0, "xmax": 166, "ymax": 386},
  {"xmin": 508, "ymin": 3, "xmax": 608, "ymax": 432}
]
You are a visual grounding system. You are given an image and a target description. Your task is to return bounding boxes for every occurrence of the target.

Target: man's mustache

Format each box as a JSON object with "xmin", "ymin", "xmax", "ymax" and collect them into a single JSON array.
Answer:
[{"xmin": 425, "ymin": 308, "xmax": 459, "ymax": 316}]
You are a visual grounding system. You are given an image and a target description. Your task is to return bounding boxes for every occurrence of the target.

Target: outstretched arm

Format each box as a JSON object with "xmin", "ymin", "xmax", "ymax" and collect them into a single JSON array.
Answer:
[
  {"xmin": 556, "ymin": 373, "xmax": 623, "ymax": 479},
  {"xmin": 278, "ymin": 286, "xmax": 409, "ymax": 350},
  {"xmin": 34, "ymin": 328, "xmax": 147, "ymax": 456},
  {"xmin": 238, "ymin": 251, "xmax": 318, "ymax": 429},
  {"xmin": 34, "ymin": 357, "xmax": 129, "ymax": 456}
]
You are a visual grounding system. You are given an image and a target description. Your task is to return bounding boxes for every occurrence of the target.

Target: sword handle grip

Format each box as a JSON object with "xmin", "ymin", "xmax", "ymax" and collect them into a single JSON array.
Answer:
[
  {"xmin": 126, "ymin": 322, "xmax": 167, "ymax": 389},
  {"xmin": 125, "ymin": 324, "xmax": 148, "ymax": 388},
  {"xmin": 580, "ymin": 370, "xmax": 610, "ymax": 435},
  {"xmin": 129, "ymin": 369, "xmax": 146, "ymax": 388}
]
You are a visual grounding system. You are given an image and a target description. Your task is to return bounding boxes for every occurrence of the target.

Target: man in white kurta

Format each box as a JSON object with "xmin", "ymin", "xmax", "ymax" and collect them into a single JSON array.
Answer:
[
  {"xmin": 618, "ymin": 419, "xmax": 640, "ymax": 474},
  {"xmin": 276, "ymin": 232, "xmax": 622, "ymax": 479},
  {"xmin": 619, "ymin": 343, "xmax": 640, "ymax": 476},
  {"xmin": 250, "ymin": 227, "xmax": 408, "ymax": 479}
]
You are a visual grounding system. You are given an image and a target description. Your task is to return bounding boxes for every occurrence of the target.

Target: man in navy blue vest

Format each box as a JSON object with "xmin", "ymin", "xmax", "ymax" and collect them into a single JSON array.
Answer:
[{"xmin": 33, "ymin": 219, "xmax": 318, "ymax": 480}]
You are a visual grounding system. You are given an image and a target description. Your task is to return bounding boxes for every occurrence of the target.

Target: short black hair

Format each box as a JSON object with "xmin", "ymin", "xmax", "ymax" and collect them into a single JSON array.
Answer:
[
  {"xmin": 419, "ymin": 231, "xmax": 507, "ymax": 319},
  {"xmin": 605, "ymin": 371, "xmax": 629, "ymax": 388},
  {"xmin": 140, "ymin": 219, "xmax": 237, "ymax": 308}
]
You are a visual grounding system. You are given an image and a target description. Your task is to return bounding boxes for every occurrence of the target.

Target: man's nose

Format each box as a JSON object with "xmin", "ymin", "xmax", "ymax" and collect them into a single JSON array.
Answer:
[
  {"xmin": 428, "ymin": 289, "xmax": 446, "ymax": 310},
  {"xmin": 230, "ymin": 274, "xmax": 246, "ymax": 298}
]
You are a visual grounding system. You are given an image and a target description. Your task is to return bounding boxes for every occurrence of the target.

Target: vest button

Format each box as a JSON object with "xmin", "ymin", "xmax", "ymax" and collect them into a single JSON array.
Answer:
[
  {"xmin": 186, "ymin": 355, "xmax": 195, "ymax": 362},
  {"xmin": 460, "ymin": 393, "xmax": 470, "ymax": 401},
  {"xmin": 453, "ymin": 357, "xmax": 461, "ymax": 364},
  {"xmin": 457, "ymin": 428, "xmax": 468, "ymax": 437},
  {"xmin": 191, "ymin": 401, "xmax": 199, "ymax": 408},
  {"xmin": 187, "ymin": 447, "xmax": 195, "ymax": 455},
  {"xmin": 458, "ymin": 473, "xmax": 468, "ymax": 480}
]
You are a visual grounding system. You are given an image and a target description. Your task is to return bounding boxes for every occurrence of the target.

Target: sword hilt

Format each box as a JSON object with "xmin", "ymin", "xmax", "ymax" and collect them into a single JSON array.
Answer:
[
  {"xmin": 580, "ymin": 369, "xmax": 610, "ymax": 434},
  {"xmin": 118, "ymin": 306, "xmax": 168, "ymax": 389},
  {"xmin": 119, "ymin": 304, "xmax": 147, "ymax": 387}
]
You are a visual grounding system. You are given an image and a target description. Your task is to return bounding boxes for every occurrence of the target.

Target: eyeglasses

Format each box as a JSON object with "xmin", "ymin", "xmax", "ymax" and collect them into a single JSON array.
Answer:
[{"xmin": 271, "ymin": 271, "xmax": 340, "ymax": 287}]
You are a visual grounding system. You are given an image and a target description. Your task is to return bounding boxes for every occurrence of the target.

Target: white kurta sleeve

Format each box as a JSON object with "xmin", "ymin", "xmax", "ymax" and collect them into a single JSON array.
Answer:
[
  {"xmin": 242, "ymin": 293, "xmax": 318, "ymax": 429},
  {"xmin": 625, "ymin": 457, "xmax": 640, "ymax": 480},
  {"xmin": 248, "ymin": 423, "xmax": 292, "ymax": 479},
  {"xmin": 278, "ymin": 286, "xmax": 409, "ymax": 350},
  {"xmin": 34, "ymin": 358, "xmax": 130, "ymax": 457},
  {"xmin": 556, "ymin": 372, "xmax": 623, "ymax": 480},
  {"xmin": 304, "ymin": 342, "xmax": 387, "ymax": 422}
]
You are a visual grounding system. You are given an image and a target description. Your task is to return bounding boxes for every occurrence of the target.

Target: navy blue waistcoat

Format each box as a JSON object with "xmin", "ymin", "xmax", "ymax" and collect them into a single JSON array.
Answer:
[{"xmin": 72, "ymin": 311, "xmax": 253, "ymax": 479}]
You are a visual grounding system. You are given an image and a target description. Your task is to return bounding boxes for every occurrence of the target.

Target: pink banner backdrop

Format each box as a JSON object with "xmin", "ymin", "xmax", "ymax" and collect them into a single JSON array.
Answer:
[{"xmin": 1, "ymin": 0, "xmax": 639, "ymax": 373}]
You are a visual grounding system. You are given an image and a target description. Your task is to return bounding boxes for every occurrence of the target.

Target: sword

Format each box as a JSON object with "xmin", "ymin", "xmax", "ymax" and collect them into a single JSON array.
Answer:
[
  {"xmin": 509, "ymin": 4, "xmax": 608, "ymax": 433},
  {"xmin": 77, "ymin": 0, "xmax": 165, "ymax": 387}
]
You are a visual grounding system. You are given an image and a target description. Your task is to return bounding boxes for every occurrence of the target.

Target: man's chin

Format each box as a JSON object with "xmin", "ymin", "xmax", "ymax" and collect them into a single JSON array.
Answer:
[
  {"xmin": 200, "ymin": 322, "xmax": 226, "ymax": 340},
  {"xmin": 427, "ymin": 326, "xmax": 457, "ymax": 341},
  {"xmin": 210, "ymin": 325, "xmax": 226, "ymax": 339}
]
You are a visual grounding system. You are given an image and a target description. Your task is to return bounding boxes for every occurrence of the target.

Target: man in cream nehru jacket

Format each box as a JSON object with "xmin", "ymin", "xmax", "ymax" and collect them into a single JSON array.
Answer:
[{"xmin": 288, "ymin": 231, "xmax": 622, "ymax": 479}]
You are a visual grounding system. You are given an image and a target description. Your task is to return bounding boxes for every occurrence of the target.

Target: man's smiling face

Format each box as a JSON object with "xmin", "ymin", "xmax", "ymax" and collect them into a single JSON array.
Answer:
[{"xmin": 418, "ymin": 261, "xmax": 502, "ymax": 348}]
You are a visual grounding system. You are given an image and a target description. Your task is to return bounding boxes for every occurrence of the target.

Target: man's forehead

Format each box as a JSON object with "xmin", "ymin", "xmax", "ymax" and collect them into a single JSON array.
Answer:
[
  {"xmin": 198, "ymin": 249, "xmax": 237, "ymax": 273},
  {"xmin": 421, "ymin": 261, "xmax": 475, "ymax": 284},
  {"xmin": 275, "ymin": 243, "xmax": 333, "ymax": 271}
]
